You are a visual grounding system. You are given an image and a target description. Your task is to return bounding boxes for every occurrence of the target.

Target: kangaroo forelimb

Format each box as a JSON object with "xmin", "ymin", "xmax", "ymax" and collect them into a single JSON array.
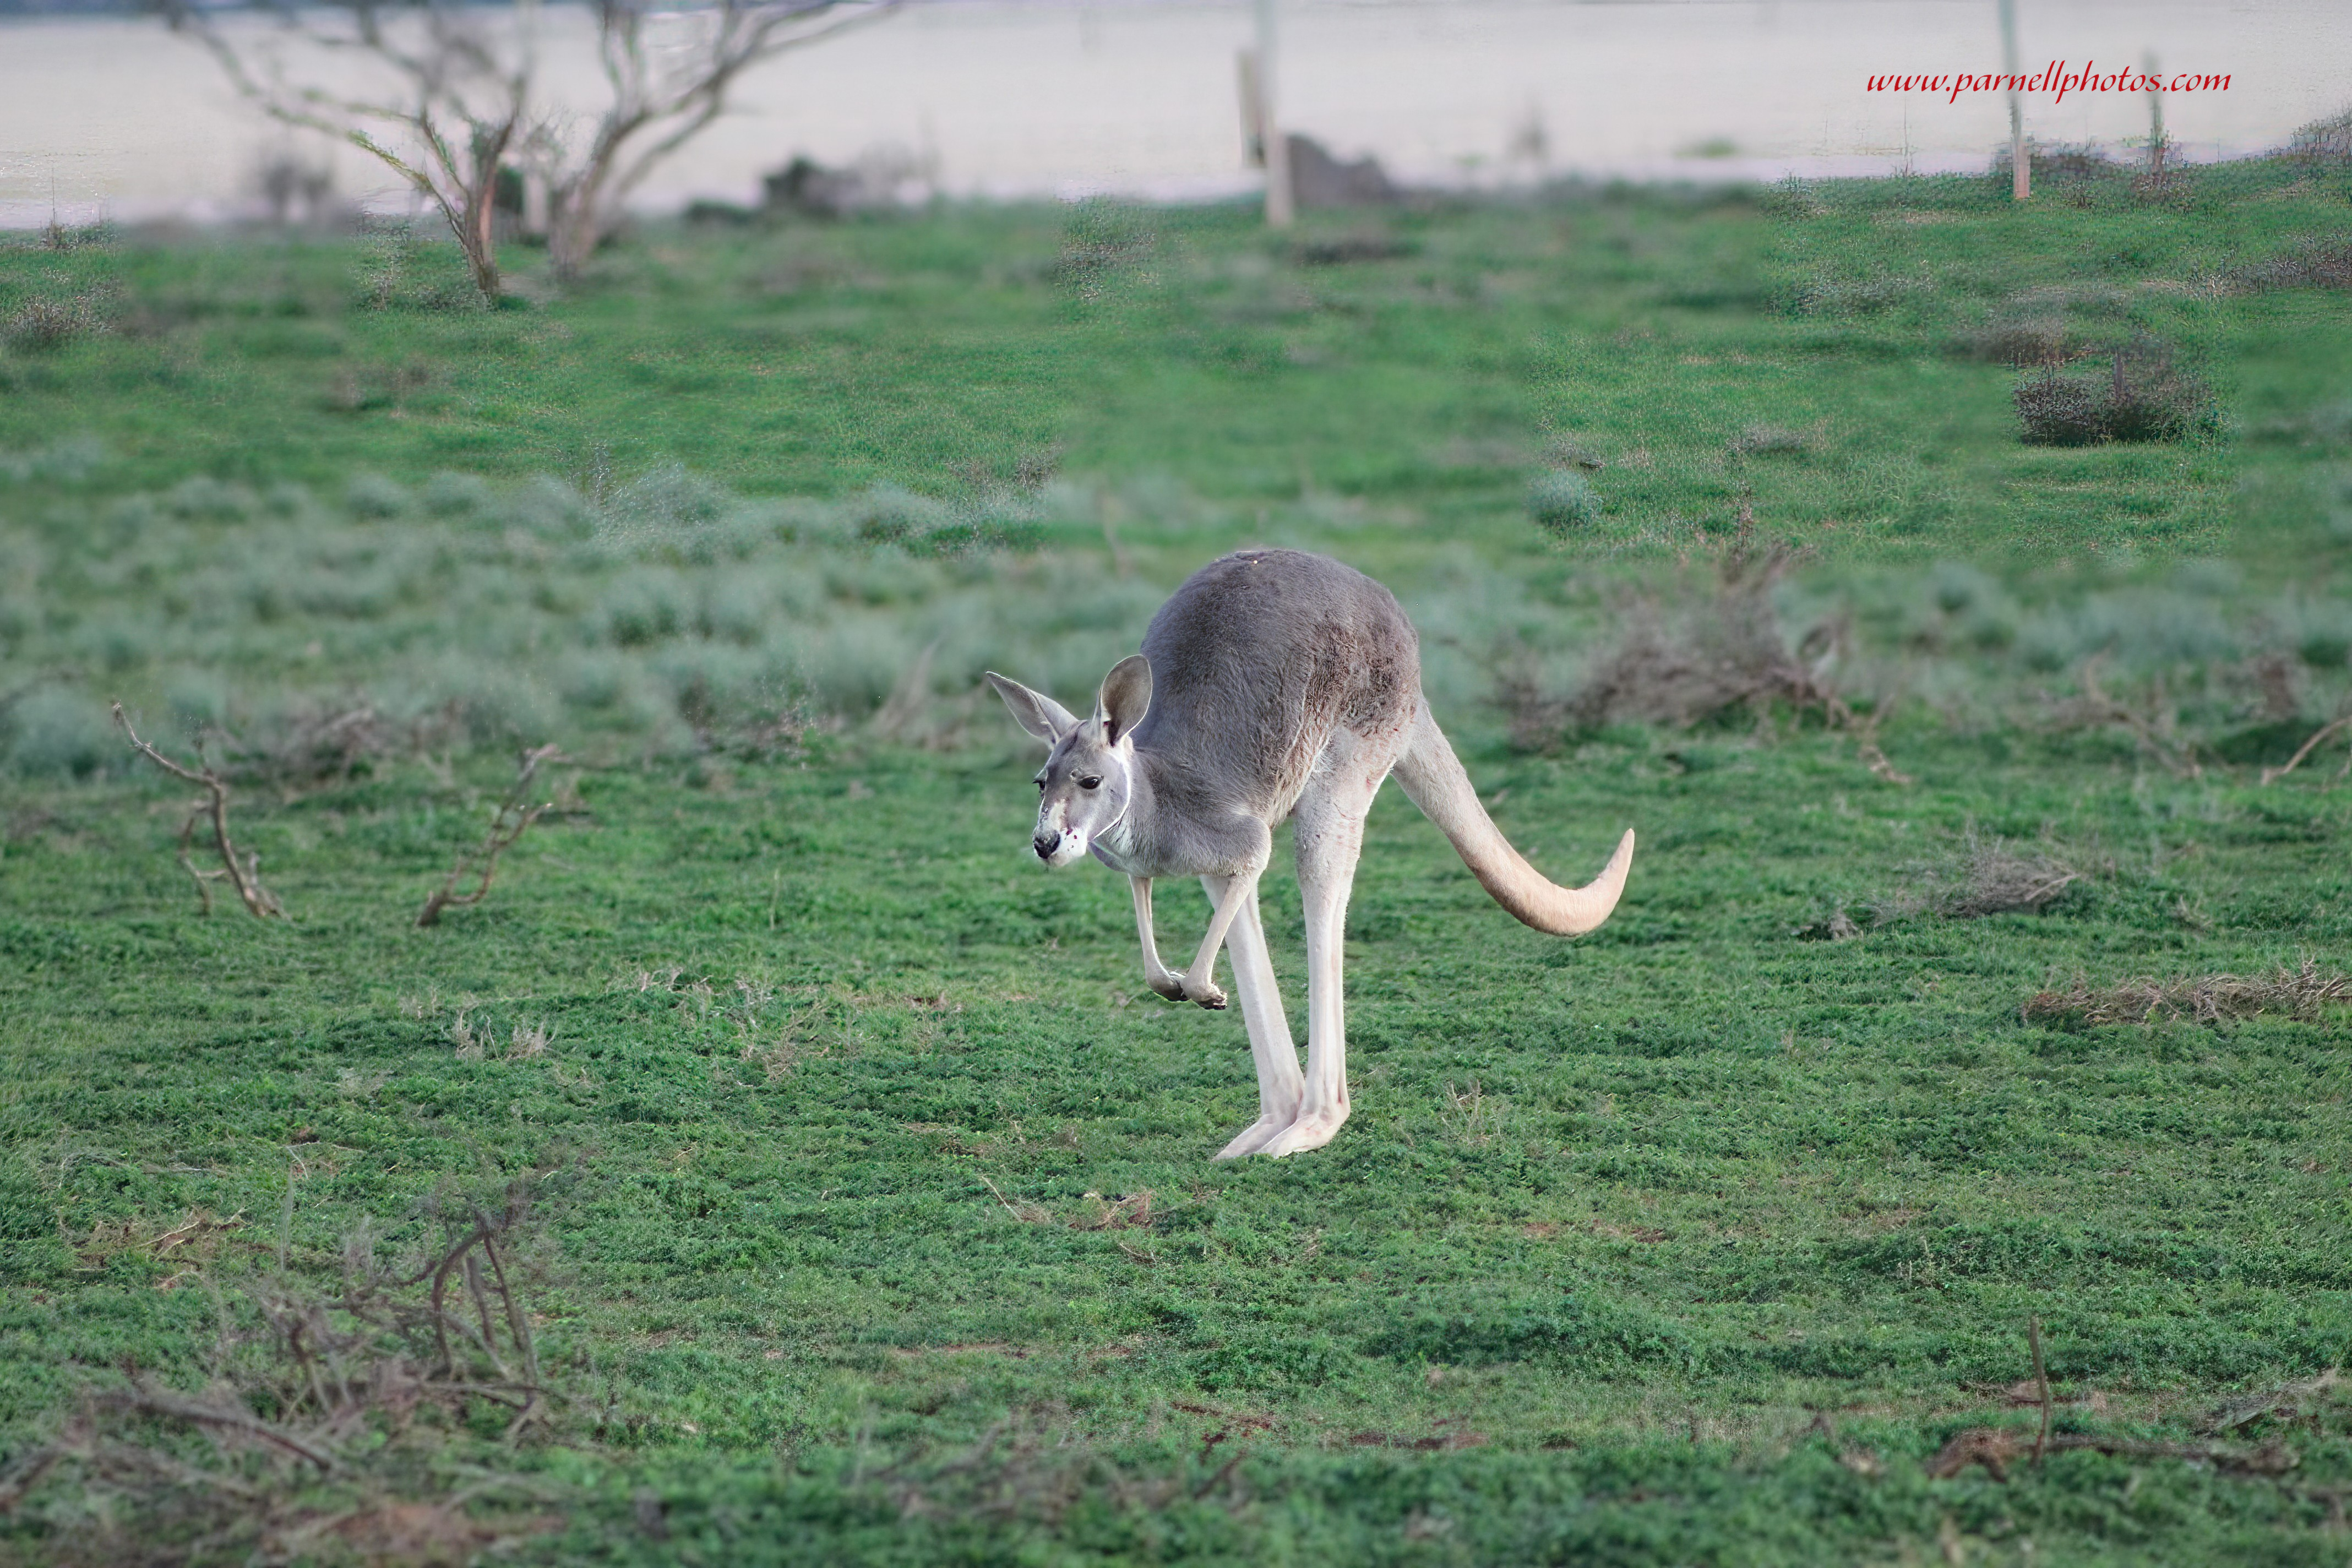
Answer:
[
  {"xmin": 1174, "ymin": 869, "xmax": 1260, "ymax": 1010},
  {"xmin": 1129, "ymin": 876, "xmax": 1187, "ymax": 1001}
]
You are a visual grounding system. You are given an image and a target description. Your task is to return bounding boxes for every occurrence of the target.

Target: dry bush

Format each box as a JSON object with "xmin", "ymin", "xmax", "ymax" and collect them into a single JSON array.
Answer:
[
  {"xmin": 2038, "ymin": 656, "xmax": 2202, "ymax": 777},
  {"xmin": 167, "ymin": 700, "xmax": 471, "ymax": 796},
  {"xmin": 1, "ymin": 1189, "xmax": 563, "ymax": 1564},
  {"xmin": 2014, "ymin": 371, "xmax": 2110, "ymax": 447},
  {"xmin": 2024, "ymin": 960, "xmax": 2352, "ymax": 1028},
  {"xmin": 1526, "ymin": 532, "xmax": 1844, "ymax": 741},
  {"xmin": 1987, "ymin": 142, "xmax": 2125, "ymax": 198},
  {"xmin": 2015, "ymin": 342, "xmax": 2214, "ymax": 446},
  {"xmin": 1491, "ymin": 519, "xmax": 1911, "ymax": 782}
]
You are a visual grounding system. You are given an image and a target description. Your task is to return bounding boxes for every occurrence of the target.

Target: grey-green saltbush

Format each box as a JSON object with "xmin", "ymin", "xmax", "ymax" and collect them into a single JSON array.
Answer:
[
  {"xmin": 166, "ymin": 476, "xmax": 254, "ymax": 524},
  {"xmin": 1527, "ymin": 470, "xmax": 1602, "ymax": 537},
  {"xmin": 5, "ymin": 689, "xmax": 114, "ymax": 777},
  {"xmin": 345, "ymin": 473, "xmax": 412, "ymax": 520},
  {"xmin": 422, "ymin": 471, "xmax": 494, "ymax": 518}
]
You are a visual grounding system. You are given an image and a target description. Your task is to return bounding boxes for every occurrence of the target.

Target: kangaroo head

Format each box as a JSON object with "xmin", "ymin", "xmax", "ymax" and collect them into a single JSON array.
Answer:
[{"xmin": 985, "ymin": 655, "xmax": 1151, "ymax": 867}]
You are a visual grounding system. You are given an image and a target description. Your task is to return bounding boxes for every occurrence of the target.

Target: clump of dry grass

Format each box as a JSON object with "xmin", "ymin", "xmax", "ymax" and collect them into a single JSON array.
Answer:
[
  {"xmin": 1923, "ymin": 835, "xmax": 2088, "ymax": 920},
  {"xmin": 2024, "ymin": 960, "xmax": 2352, "ymax": 1027},
  {"xmin": 1806, "ymin": 831, "xmax": 2091, "ymax": 938},
  {"xmin": 1726, "ymin": 424, "xmax": 1816, "ymax": 460},
  {"xmin": 3, "ymin": 290, "xmax": 109, "ymax": 351},
  {"xmin": 2228, "ymin": 241, "xmax": 2352, "ymax": 294},
  {"xmin": 976, "ymin": 1175, "xmax": 1157, "ymax": 1233},
  {"xmin": 1954, "ymin": 315, "xmax": 2075, "ymax": 367}
]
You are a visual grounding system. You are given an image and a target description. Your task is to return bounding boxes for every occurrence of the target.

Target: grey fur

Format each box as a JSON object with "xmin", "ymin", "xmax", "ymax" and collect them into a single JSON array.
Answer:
[{"xmin": 986, "ymin": 548, "xmax": 1634, "ymax": 1158}]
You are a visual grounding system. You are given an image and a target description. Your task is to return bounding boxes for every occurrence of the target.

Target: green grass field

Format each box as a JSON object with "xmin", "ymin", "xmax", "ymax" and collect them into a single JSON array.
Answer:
[{"xmin": 4, "ymin": 153, "xmax": 2352, "ymax": 1564}]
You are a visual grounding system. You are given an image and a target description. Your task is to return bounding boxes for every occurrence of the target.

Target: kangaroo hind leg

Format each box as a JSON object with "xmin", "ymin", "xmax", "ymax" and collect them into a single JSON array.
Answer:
[
  {"xmin": 1257, "ymin": 790, "xmax": 1370, "ymax": 1158},
  {"xmin": 1205, "ymin": 873, "xmax": 1305, "ymax": 1159}
]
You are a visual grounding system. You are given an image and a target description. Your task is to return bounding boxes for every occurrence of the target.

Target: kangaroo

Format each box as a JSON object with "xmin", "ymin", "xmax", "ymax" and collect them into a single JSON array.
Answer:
[{"xmin": 986, "ymin": 548, "xmax": 1634, "ymax": 1159}]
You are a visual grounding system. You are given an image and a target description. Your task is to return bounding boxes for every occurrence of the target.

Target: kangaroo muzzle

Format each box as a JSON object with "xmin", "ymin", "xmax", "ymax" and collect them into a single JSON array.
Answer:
[{"xmin": 1033, "ymin": 829, "xmax": 1063, "ymax": 861}]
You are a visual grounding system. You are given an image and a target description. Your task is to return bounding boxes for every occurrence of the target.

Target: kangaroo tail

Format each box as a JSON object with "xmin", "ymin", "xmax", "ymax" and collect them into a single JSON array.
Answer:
[{"xmin": 1391, "ymin": 699, "xmax": 1634, "ymax": 937}]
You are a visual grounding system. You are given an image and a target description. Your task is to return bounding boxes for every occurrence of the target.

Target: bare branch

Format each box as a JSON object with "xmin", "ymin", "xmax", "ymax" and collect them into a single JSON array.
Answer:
[
  {"xmin": 113, "ymin": 704, "xmax": 285, "ymax": 919},
  {"xmin": 107, "ymin": 1382, "xmax": 340, "ymax": 1473},
  {"xmin": 2262, "ymin": 713, "xmax": 2352, "ymax": 786},
  {"xmin": 417, "ymin": 744, "xmax": 563, "ymax": 928}
]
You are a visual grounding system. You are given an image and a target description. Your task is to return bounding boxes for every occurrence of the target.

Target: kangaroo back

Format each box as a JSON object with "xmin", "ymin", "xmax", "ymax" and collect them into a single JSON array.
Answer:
[
  {"xmin": 1391, "ymin": 700, "xmax": 1634, "ymax": 936},
  {"xmin": 1134, "ymin": 549, "xmax": 1418, "ymax": 817}
]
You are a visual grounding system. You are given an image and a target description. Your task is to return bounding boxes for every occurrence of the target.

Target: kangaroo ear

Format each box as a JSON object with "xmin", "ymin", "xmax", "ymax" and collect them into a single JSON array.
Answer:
[
  {"xmin": 1096, "ymin": 655, "xmax": 1152, "ymax": 744},
  {"xmin": 985, "ymin": 672, "xmax": 1077, "ymax": 745}
]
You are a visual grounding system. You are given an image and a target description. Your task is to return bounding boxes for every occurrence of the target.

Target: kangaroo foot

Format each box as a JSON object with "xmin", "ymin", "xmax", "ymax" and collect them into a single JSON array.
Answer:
[
  {"xmin": 1179, "ymin": 973, "xmax": 1227, "ymax": 1010},
  {"xmin": 1212, "ymin": 1109, "xmax": 1298, "ymax": 1160},
  {"xmin": 1257, "ymin": 1105, "xmax": 1349, "ymax": 1158}
]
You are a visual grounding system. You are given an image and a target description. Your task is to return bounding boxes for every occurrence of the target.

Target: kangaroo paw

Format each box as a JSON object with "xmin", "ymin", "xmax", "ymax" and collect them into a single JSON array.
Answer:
[{"xmin": 1146, "ymin": 972, "xmax": 1186, "ymax": 1001}]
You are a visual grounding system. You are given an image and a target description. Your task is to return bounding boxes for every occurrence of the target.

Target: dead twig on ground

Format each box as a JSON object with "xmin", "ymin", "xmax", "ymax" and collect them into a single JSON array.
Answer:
[
  {"xmin": 417, "ymin": 744, "xmax": 563, "ymax": 928},
  {"xmin": 112, "ymin": 703, "xmax": 285, "ymax": 918},
  {"xmin": 2261, "ymin": 714, "xmax": 2352, "ymax": 786},
  {"xmin": 2201, "ymin": 1370, "xmax": 2342, "ymax": 1435},
  {"xmin": 1929, "ymin": 1425, "xmax": 2299, "ymax": 1481}
]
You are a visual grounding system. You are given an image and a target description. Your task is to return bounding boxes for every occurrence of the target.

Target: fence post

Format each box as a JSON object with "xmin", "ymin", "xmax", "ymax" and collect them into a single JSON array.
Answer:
[{"xmin": 2000, "ymin": 0, "xmax": 2030, "ymax": 199}]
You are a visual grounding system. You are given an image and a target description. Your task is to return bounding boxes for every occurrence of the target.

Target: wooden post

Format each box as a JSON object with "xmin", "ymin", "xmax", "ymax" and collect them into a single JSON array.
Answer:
[
  {"xmin": 2000, "ymin": 0, "xmax": 2029, "ymax": 199},
  {"xmin": 1236, "ymin": 50, "xmax": 1266, "ymax": 168},
  {"xmin": 1255, "ymin": 0, "xmax": 1293, "ymax": 228},
  {"xmin": 2144, "ymin": 51, "xmax": 2165, "ymax": 172}
]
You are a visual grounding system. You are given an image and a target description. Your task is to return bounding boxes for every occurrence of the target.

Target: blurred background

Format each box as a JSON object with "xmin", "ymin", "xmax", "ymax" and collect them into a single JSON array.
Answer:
[{"xmin": 2, "ymin": 0, "xmax": 2343, "ymax": 228}]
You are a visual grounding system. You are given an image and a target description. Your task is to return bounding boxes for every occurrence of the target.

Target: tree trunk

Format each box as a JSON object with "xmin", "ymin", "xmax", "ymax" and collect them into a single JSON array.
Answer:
[{"xmin": 458, "ymin": 189, "xmax": 503, "ymax": 297}]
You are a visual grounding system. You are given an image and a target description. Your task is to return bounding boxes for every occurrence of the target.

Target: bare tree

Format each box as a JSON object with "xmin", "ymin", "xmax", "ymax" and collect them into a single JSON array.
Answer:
[
  {"xmin": 543, "ymin": 0, "xmax": 898, "ymax": 279},
  {"xmin": 161, "ymin": 0, "xmax": 529, "ymax": 296},
  {"xmin": 161, "ymin": 0, "xmax": 899, "ymax": 296}
]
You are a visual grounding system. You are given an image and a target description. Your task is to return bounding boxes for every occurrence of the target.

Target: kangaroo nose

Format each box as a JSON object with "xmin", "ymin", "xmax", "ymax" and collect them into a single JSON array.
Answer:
[{"xmin": 1033, "ymin": 830, "xmax": 1061, "ymax": 860}]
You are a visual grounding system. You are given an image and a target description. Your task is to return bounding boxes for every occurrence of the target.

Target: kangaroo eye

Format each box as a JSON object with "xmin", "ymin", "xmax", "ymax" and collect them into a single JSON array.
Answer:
[
  {"xmin": 1035, "ymin": 779, "xmax": 1047, "ymax": 792},
  {"xmin": 1079, "ymin": 776, "xmax": 1102, "ymax": 790}
]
